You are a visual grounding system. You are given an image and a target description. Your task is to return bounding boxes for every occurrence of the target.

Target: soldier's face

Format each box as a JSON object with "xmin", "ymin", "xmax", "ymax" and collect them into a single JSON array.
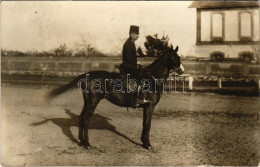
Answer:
[{"xmin": 131, "ymin": 33, "xmax": 139, "ymax": 41}]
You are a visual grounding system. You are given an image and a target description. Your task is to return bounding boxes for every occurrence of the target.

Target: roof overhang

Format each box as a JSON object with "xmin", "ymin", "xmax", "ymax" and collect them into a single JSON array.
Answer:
[{"xmin": 189, "ymin": 1, "xmax": 259, "ymax": 9}]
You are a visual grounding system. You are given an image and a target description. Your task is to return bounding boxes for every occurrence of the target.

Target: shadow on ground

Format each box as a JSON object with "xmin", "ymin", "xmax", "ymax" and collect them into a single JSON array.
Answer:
[{"xmin": 31, "ymin": 109, "xmax": 141, "ymax": 147}]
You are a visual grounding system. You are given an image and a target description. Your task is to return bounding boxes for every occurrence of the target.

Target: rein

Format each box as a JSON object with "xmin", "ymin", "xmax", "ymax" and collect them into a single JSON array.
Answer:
[{"xmin": 143, "ymin": 55, "xmax": 174, "ymax": 80}]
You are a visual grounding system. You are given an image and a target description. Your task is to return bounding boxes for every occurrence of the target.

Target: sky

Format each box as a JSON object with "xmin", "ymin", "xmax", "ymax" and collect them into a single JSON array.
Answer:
[{"xmin": 1, "ymin": 1, "xmax": 196, "ymax": 56}]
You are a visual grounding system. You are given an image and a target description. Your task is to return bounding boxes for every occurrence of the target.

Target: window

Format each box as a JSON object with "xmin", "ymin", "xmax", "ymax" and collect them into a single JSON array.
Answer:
[
  {"xmin": 211, "ymin": 13, "xmax": 224, "ymax": 42},
  {"xmin": 210, "ymin": 51, "xmax": 225, "ymax": 60},
  {"xmin": 239, "ymin": 51, "xmax": 254, "ymax": 62},
  {"xmin": 239, "ymin": 12, "xmax": 253, "ymax": 41}
]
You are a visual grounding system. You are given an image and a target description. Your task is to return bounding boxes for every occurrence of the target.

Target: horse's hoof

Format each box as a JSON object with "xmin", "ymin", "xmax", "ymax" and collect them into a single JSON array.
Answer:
[
  {"xmin": 79, "ymin": 141, "xmax": 91, "ymax": 149},
  {"xmin": 85, "ymin": 145, "xmax": 91, "ymax": 150},
  {"xmin": 143, "ymin": 143, "xmax": 152, "ymax": 150},
  {"xmin": 78, "ymin": 142, "xmax": 83, "ymax": 146}
]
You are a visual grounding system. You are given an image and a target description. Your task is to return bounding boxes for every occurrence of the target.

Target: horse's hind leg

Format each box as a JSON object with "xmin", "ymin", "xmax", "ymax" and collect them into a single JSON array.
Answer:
[
  {"xmin": 78, "ymin": 93, "xmax": 88, "ymax": 144},
  {"xmin": 78, "ymin": 102, "xmax": 86, "ymax": 144},
  {"xmin": 80, "ymin": 96, "xmax": 99, "ymax": 149}
]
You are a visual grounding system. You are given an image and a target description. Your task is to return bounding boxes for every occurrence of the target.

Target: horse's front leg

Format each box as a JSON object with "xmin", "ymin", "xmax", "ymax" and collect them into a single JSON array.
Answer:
[{"xmin": 141, "ymin": 103, "xmax": 154, "ymax": 149}]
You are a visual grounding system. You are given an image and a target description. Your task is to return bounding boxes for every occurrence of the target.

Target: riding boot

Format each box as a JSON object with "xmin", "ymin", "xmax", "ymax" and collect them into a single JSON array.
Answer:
[{"xmin": 134, "ymin": 86, "xmax": 150, "ymax": 106}]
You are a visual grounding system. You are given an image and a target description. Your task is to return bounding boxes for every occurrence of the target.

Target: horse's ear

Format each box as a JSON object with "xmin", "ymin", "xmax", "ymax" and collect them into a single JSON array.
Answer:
[
  {"xmin": 175, "ymin": 46, "xmax": 179, "ymax": 52},
  {"xmin": 169, "ymin": 45, "xmax": 173, "ymax": 51}
]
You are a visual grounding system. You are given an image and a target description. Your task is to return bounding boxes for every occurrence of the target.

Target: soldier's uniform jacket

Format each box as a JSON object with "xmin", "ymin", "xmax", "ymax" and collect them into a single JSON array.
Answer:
[{"xmin": 122, "ymin": 37, "xmax": 137, "ymax": 68}]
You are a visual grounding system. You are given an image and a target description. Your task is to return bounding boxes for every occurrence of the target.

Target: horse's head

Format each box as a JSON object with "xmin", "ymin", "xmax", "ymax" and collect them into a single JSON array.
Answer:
[{"xmin": 167, "ymin": 45, "xmax": 184, "ymax": 75}]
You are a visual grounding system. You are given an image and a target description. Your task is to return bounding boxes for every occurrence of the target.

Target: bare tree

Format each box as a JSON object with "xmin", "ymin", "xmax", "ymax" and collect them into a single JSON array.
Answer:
[
  {"xmin": 110, "ymin": 37, "xmax": 126, "ymax": 56},
  {"xmin": 53, "ymin": 43, "xmax": 72, "ymax": 57},
  {"xmin": 74, "ymin": 33, "xmax": 97, "ymax": 56}
]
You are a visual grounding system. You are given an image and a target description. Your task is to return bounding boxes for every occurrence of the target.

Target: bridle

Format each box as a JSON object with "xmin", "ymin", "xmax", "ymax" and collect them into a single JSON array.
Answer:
[{"xmin": 152, "ymin": 55, "xmax": 183, "ymax": 81}]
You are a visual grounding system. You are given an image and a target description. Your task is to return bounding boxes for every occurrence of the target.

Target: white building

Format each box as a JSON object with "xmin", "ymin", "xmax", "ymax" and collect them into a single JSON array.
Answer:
[{"xmin": 189, "ymin": 1, "xmax": 259, "ymax": 61}]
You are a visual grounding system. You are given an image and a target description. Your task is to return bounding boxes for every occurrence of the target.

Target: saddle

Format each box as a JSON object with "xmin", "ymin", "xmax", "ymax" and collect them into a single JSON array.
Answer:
[
  {"xmin": 115, "ymin": 64, "xmax": 157, "ymax": 85},
  {"xmin": 115, "ymin": 64, "xmax": 148, "ymax": 78},
  {"xmin": 115, "ymin": 64, "xmax": 127, "ymax": 79},
  {"xmin": 115, "ymin": 64, "xmax": 137, "ymax": 92},
  {"xmin": 115, "ymin": 64, "xmax": 156, "ymax": 107}
]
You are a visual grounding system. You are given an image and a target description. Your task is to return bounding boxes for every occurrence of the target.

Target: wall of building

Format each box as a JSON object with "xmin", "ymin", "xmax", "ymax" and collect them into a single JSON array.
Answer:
[
  {"xmin": 200, "ymin": 8, "xmax": 259, "ymax": 42},
  {"xmin": 195, "ymin": 44, "xmax": 258, "ymax": 58},
  {"xmin": 197, "ymin": 8, "xmax": 259, "ymax": 58},
  {"xmin": 201, "ymin": 11, "xmax": 211, "ymax": 41},
  {"xmin": 253, "ymin": 9, "xmax": 260, "ymax": 41},
  {"xmin": 225, "ymin": 10, "xmax": 239, "ymax": 41}
]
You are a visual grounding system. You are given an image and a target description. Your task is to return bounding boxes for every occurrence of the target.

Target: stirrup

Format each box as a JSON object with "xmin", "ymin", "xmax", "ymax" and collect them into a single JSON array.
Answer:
[
  {"xmin": 143, "ymin": 98, "xmax": 150, "ymax": 103},
  {"xmin": 135, "ymin": 97, "xmax": 150, "ymax": 105}
]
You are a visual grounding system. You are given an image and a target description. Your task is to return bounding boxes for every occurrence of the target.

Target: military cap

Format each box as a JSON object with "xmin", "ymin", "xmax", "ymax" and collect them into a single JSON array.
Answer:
[{"xmin": 129, "ymin": 25, "xmax": 139, "ymax": 34}]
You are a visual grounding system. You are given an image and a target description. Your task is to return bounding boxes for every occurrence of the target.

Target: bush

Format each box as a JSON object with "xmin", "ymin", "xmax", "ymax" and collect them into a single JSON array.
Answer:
[
  {"xmin": 1, "ymin": 43, "xmax": 108, "ymax": 57},
  {"xmin": 52, "ymin": 44, "xmax": 73, "ymax": 57},
  {"xmin": 1, "ymin": 49, "xmax": 25, "ymax": 57},
  {"xmin": 139, "ymin": 34, "xmax": 171, "ymax": 57}
]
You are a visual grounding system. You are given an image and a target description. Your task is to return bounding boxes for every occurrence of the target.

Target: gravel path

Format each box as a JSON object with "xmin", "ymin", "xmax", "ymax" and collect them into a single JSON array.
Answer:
[{"xmin": 1, "ymin": 84, "xmax": 259, "ymax": 166}]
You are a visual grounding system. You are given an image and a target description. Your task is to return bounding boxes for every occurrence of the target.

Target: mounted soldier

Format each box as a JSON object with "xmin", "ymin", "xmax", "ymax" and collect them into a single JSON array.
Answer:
[
  {"xmin": 120, "ymin": 25, "xmax": 149, "ymax": 106},
  {"xmin": 48, "ymin": 25, "xmax": 184, "ymax": 149},
  {"xmin": 48, "ymin": 36, "xmax": 184, "ymax": 149}
]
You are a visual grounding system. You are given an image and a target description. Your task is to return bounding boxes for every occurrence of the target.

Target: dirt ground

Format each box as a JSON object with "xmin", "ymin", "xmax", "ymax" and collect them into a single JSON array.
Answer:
[{"xmin": 1, "ymin": 84, "xmax": 260, "ymax": 166}]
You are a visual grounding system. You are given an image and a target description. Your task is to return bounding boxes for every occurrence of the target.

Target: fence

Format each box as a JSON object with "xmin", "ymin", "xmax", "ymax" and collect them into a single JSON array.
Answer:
[
  {"xmin": 1, "ymin": 56, "xmax": 260, "ymax": 90},
  {"xmin": 1, "ymin": 57, "xmax": 260, "ymax": 92}
]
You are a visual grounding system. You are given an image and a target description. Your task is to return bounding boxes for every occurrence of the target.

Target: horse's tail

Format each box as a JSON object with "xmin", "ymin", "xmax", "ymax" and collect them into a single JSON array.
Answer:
[{"xmin": 47, "ymin": 74, "xmax": 85, "ymax": 100}]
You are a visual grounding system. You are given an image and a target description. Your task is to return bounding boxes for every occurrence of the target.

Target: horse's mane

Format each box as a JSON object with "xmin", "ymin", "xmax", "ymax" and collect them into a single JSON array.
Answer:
[{"xmin": 145, "ymin": 55, "xmax": 167, "ymax": 73}]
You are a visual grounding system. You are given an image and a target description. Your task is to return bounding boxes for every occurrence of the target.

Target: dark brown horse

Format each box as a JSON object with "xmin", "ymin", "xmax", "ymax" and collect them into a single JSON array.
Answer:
[{"xmin": 47, "ymin": 46, "xmax": 184, "ymax": 149}]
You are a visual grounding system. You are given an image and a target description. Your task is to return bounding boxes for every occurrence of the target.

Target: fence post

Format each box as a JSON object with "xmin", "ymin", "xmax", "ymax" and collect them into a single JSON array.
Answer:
[
  {"xmin": 81, "ymin": 61, "xmax": 86, "ymax": 72},
  {"xmin": 218, "ymin": 77, "xmax": 222, "ymax": 89},
  {"xmin": 205, "ymin": 61, "xmax": 211, "ymax": 74},
  {"xmin": 188, "ymin": 76, "xmax": 193, "ymax": 90},
  {"xmin": 243, "ymin": 61, "xmax": 249, "ymax": 76},
  {"xmin": 257, "ymin": 79, "xmax": 260, "ymax": 94}
]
